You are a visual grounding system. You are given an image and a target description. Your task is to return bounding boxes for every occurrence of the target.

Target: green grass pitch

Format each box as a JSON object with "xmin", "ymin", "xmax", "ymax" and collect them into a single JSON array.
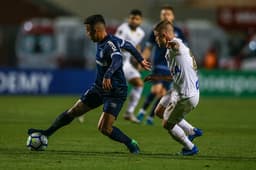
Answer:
[{"xmin": 0, "ymin": 96, "xmax": 256, "ymax": 170}]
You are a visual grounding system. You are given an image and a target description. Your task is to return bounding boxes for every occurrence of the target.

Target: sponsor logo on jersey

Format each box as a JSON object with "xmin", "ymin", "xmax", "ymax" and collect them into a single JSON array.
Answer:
[{"xmin": 107, "ymin": 41, "xmax": 117, "ymax": 52}]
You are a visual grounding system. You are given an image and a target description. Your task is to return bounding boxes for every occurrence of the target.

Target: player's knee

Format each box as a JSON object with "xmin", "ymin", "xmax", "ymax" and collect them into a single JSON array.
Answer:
[
  {"xmin": 129, "ymin": 78, "xmax": 143, "ymax": 87},
  {"xmin": 98, "ymin": 125, "xmax": 112, "ymax": 136},
  {"xmin": 155, "ymin": 109, "xmax": 163, "ymax": 118},
  {"xmin": 155, "ymin": 105, "xmax": 165, "ymax": 119},
  {"xmin": 67, "ymin": 100, "xmax": 89, "ymax": 117},
  {"xmin": 151, "ymin": 84, "xmax": 165, "ymax": 97},
  {"xmin": 153, "ymin": 89, "xmax": 163, "ymax": 98},
  {"xmin": 160, "ymin": 88, "xmax": 167, "ymax": 96},
  {"xmin": 151, "ymin": 88, "xmax": 159, "ymax": 96},
  {"xmin": 162, "ymin": 120, "xmax": 175, "ymax": 130},
  {"xmin": 136, "ymin": 79, "xmax": 144, "ymax": 87}
]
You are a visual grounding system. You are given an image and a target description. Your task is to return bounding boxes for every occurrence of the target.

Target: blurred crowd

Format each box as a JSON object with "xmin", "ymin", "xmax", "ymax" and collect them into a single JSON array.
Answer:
[{"xmin": 0, "ymin": 2, "xmax": 255, "ymax": 71}]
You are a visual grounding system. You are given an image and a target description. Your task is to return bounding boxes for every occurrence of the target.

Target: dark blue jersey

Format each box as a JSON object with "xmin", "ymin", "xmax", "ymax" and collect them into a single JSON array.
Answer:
[
  {"xmin": 146, "ymin": 25, "xmax": 187, "ymax": 68},
  {"xmin": 173, "ymin": 26, "xmax": 187, "ymax": 45},
  {"xmin": 95, "ymin": 34, "xmax": 143, "ymax": 89}
]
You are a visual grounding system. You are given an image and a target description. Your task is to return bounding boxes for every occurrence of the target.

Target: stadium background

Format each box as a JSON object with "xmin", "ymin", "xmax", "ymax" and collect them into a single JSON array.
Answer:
[{"xmin": 0, "ymin": 0, "xmax": 256, "ymax": 169}]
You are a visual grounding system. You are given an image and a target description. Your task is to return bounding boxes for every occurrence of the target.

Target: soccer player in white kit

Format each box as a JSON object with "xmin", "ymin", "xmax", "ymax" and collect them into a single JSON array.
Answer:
[
  {"xmin": 115, "ymin": 9, "xmax": 145, "ymax": 123},
  {"xmin": 144, "ymin": 20, "xmax": 203, "ymax": 155}
]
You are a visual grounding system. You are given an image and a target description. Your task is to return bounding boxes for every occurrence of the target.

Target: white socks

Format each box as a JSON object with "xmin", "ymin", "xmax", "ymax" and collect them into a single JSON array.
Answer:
[
  {"xmin": 178, "ymin": 119, "xmax": 195, "ymax": 136},
  {"xmin": 170, "ymin": 124, "xmax": 194, "ymax": 150},
  {"xmin": 126, "ymin": 87, "xmax": 143, "ymax": 114}
]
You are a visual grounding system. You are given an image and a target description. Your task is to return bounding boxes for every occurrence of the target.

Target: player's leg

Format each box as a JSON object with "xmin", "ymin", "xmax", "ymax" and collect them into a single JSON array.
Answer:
[
  {"xmin": 157, "ymin": 91, "xmax": 198, "ymax": 155},
  {"xmin": 137, "ymin": 66, "xmax": 163, "ymax": 122},
  {"xmin": 178, "ymin": 119, "xmax": 203, "ymax": 141},
  {"xmin": 123, "ymin": 63, "xmax": 143, "ymax": 123},
  {"xmin": 163, "ymin": 107, "xmax": 198, "ymax": 155},
  {"xmin": 46, "ymin": 100, "xmax": 93, "ymax": 136},
  {"xmin": 77, "ymin": 87, "xmax": 102, "ymax": 123},
  {"xmin": 28, "ymin": 99, "xmax": 92, "ymax": 137},
  {"xmin": 137, "ymin": 91, "xmax": 156, "ymax": 122},
  {"xmin": 178, "ymin": 119, "xmax": 194, "ymax": 135},
  {"xmin": 145, "ymin": 98, "xmax": 160, "ymax": 125},
  {"xmin": 154, "ymin": 91, "xmax": 173, "ymax": 119},
  {"xmin": 28, "ymin": 86, "xmax": 102, "ymax": 137},
  {"xmin": 98, "ymin": 98, "xmax": 140, "ymax": 153},
  {"xmin": 141, "ymin": 66, "xmax": 171, "ymax": 123},
  {"xmin": 178, "ymin": 93, "xmax": 202, "ymax": 141},
  {"xmin": 137, "ymin": 84, "xmax": 160, "ymax": 123},
  {"xmin": 127, "ymin": 78, "xmax": 143, "ymax": 115},
  {"xmin": 168, "ymin": 124, "xmax": 198, "ymax": 156},
  {"xmin": 146, "ymin": 83, "xmax": 167, "ymax": 125}
]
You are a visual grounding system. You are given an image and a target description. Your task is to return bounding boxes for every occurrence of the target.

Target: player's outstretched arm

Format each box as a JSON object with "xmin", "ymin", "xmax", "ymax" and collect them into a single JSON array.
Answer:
[
  {"xmin": 121, "ymin": 40, "xmax": 143, "ymax": 62},
  {"xmin": 144, "ymin": 74, "xmax": 173, "ymax": 82},
  {"xmin": 121, "ymin": 40, "xmax": 151, "ymax": 71}
]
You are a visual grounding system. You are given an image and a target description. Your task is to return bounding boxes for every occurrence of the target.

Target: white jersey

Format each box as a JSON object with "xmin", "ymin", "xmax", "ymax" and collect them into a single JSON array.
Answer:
[
  {"xmin": 115, "ymin": 23, "xmax": 145, "ymax": 61},
  {"xmin": 166, "ymin": 38, "xmax": 199, "ymax": 98}
]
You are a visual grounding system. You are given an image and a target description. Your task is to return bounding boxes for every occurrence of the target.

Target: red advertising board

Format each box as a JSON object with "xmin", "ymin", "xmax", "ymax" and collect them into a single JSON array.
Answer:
[{"xmin": 217, "ymin": 7, "xmax": 256, "ymax": 29}]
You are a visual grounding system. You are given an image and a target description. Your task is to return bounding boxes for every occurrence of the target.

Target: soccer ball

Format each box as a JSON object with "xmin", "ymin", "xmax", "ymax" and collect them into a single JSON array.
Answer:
[{"xmin": 26, "ymin": 132, "xmax": 48, "ymax": 151}]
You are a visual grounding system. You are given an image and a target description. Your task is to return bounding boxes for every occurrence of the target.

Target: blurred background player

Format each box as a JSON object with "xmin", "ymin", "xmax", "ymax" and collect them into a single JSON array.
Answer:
[
  {"xmin": 145, "ymin": 20, "xmax": 202, "ymax": 155},
  {"xmin": 115, "ymin": 9, "xmax": 145, "ymax": 123},
  {"xmin": 137, "ymin": 5, "xmax": 187, "ymax": 125},
  {"xmin": 28, "ymin": 14, "xmax": 151, "ymax": 154}
]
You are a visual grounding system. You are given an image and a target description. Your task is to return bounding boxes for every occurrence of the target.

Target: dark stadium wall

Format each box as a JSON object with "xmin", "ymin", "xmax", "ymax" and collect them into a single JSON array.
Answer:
[{"xmin": 0, "ymin": 0, "xmax": 72, "ymax": 67}]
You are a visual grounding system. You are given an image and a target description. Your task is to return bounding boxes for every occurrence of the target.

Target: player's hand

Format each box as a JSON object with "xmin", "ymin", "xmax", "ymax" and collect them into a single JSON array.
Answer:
[
  {"xmin": 102, "ymin": 78, "xmax": 112, "ymax": 91},
  {"xmin": 140, "ymin": 59, "xmax": 151, "ymax": 71}
]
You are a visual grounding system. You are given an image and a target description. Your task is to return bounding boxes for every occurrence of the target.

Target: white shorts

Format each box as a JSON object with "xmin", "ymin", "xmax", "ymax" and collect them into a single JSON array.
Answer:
[
  {"xmin": 123, "ymin": 61, "xmax": 141, "ymax": 81},
  {"xmin": 159, "ymin": 89, "xmax": 199, "ymax": 124}
]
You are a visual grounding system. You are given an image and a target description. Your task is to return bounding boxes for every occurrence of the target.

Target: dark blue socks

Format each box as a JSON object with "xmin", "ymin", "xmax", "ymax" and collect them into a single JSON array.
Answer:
[
  {"xmin": 109, "ymin": 126, "xmax": 132, "ymax": 146},
  {"xmin": 44, "ymin": 111, "xmax": 74, "ymax": 136},
  {"xmin": 149, "ymin": 98, "xmax": 160, "ymax": 118},
  {"xmin": 142, "ymin": 92, "xmax": 156, "ymax": 110}
]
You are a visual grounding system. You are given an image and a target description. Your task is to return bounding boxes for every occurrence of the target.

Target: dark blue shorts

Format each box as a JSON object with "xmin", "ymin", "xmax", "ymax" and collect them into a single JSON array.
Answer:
[
  {"xmin": 152, "ymin": 66, "xmax": 172, "ymax": 90},
  {"xmin": 80, "ymin": 85, "xmax": 127, "ymax": 117}
]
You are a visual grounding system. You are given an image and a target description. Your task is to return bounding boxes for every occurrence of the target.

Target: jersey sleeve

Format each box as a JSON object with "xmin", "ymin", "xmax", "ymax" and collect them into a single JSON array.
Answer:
[
  {"xmin": 104, "ymin": 41, "xmax": 123, "ymax": 79},
  {"xmin": 119, "ymin": 39, "xmax": 144, "ymax": 63},
  {"xmin": 174, "ymin": 26, "xmax": 188, "ymax": 45}
]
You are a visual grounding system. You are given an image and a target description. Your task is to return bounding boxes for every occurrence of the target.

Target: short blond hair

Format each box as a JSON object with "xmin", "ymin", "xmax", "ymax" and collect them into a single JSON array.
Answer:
[{"xmin": 154, "ymin": 20, "xmax": 173, "ymax": 32}]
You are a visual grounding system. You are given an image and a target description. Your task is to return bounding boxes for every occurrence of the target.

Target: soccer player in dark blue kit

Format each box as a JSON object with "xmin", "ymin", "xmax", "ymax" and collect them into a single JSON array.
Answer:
[
  {"xmin": 137, "ymin": 5, "xmax": 188, "ymax": 125},
  {"xmin": 27, "ymin": 14, "xmax": 151, "ymax": 154}
]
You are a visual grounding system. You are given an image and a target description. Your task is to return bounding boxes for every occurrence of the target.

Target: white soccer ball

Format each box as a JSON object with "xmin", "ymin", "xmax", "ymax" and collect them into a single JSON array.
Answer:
[{"xmin": 26, "ymin": 132, "xmax": 48, "ymax": 151}]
